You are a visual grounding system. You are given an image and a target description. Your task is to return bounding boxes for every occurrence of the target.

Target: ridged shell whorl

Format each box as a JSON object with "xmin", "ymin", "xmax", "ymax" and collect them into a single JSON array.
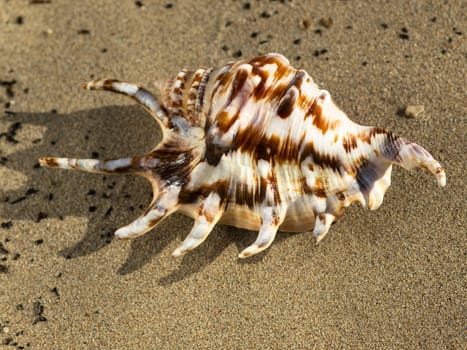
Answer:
[{"xmin": 39, "ymin": 53, "xmax": 446, "ymax": 259}]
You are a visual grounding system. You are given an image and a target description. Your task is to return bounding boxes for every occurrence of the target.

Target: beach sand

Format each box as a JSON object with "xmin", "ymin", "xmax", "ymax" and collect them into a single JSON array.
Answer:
[{"xmin": 0, "ymin": 0, "xmax": 465, "ymax": 348}]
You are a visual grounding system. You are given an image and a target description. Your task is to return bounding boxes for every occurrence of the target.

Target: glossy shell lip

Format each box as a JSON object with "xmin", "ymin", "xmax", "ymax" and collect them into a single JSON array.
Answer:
[{"xmin": 38, "ymin": 53, "xmax": 446, "ymax": 259}]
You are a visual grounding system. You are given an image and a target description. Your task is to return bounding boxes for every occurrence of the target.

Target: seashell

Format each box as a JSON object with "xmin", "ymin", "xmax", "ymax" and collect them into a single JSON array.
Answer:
[{"xmin": 39, "ymin": 53, "xmax": 446, "ymax": 258}]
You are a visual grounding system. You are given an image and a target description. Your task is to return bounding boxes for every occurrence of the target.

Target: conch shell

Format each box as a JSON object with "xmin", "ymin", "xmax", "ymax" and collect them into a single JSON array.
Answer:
[{"xmin": 39, "ymin": 53, "xmax": 445, "ymax": 258}]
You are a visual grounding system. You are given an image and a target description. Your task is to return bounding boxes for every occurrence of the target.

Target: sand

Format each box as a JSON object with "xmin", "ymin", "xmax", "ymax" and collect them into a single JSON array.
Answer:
[{"xmin": 0, "ymin": 0, "xmax": 465, "ymax": 348}]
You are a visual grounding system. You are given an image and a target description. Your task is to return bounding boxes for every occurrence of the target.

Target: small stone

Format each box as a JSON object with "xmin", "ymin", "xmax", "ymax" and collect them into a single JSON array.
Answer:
[
  {"xmin": 77, "ymin": 29, "xmax": 90, "ymax": 35},
  {"xmin": 33, "ymin": 300, "xmax": 45, "ymax": 317},
  {"xmin": 36, "ymin": 212, "xmax": 48, "ymax": 222},
  {"xmin": 399, "ymin": 33, "xmax": 409, "ymax": 40},
  {"xmin": 404, "ymin": 105, "xmax": 425, "ymax": 118},
  {"xmin": 302, "ymin": 18, "xmax": 311, "ymax": 29},
  {"xmin": 0, "ymin": 242, "xmax": 9, "ymax": 255},
  {"xmin": 319, "ymin": 16, "xmax": 333, "ymax": 29}
]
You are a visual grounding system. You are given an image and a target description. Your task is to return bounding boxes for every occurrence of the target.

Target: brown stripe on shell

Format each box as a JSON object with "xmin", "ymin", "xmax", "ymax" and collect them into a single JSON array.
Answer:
[
  {"xmin": 40, "ymin": 157, "xmax": 59, "ymax": 167},
  {"xmin": 178, "ymin": 180, "xmax": 228, "ymax": 205},
  {"xmin": 208, "ymin": 63, "xmax": 235, "ymax": 107},
  {"xmin": 198, "ymin": 198, "xmax": 219, "ymax": 223},
  {"xmin": 343, "ymin": 134, "xmax": 358, "ymax": 153},
  {"xmin": 267, "ymin": 65, "xmax": 307, "ymax": 103},
  {"xmin": 271, "ymin": 69, "xmax": 306, "ymax": 101},
  {"xmin": 312, "ymin": 178, "xmax": 328, "ymax": 198},
  {"xmin": 248, "ymin": 133, "xmax": 278, "ymax": 161},
  {"xmin": 146, "ymin": 140, "xmax": 196, "ymax": 186},
  {"xmin": 271, "ymin": 58, "xmax": 293, "ymax": 82},
  {"xmin": 281, "ymin": 70, "xmax": 306, "ymax": 96},
  {"xmin": 178, "ymin": 160, "xmax": 282, "ymax": 209},
  {"xmin": 102, "ymin": 79, "xmax": 119, "ymax": 90},
  {"xmin": 380, "ymin": 131, "xmax": 401, "ymax": 160},
  {"xmin": 203, "ymin": 66, "xmax": 259, "ymax": 166},
  {"xmin": 186, "ymin": 69, "xmax": 206, "ymax": 124},
  {"xmin": 208, "ymin": 68, "xmax": 251, "ymax": 135},
  {"xmin": 358, "ymin": 128, "xmax": 401, "ymax": 161},
  {"xmin": 248, "ymin": 54, "xmax": 296, "ymax": 101},
  {"xmin": 248, "ymin": 54, "xmax": 289, "ymax": 71},
  {"xmin": 250, "ymin": 61, "xmax": 270, "ymax": 100},
  {"xmin": 195, "ymin": 68, "xmax": 213, "ymax": 115},
  {"xmin": 359, "ymin": 127, "xmax": 389, "ymax": 144},
  {"xmin": 304, "ymin": 96, "xmax": 320, "ymax": 120},
  {"xmin": 179, "ymin": 178, "xmax": 268, "ymax": 209},
  {"xmin": 226, "ymin": 68, "xmax": 250, "ymax": 106},
  {"xmin": 168, "ymin": 70, "xmax": 189, "ymax": 112},
  {"xmin": 40, "ymin": 157, "xmax": 59, "ymax": 168},
  {"xmin": 203, "ymin": 138, "xmax": 229, "ymax": 166},
  {"xmin": 240, "ymin": 132, "xmax": 302, "ymax": 163},
  {"xmin": 214, "ymin": 110, "xmax": 238, "ymax": 134},
  {"xmin": 268, "ymin": 170, "xmax": 281, "ymax": 205},
  {"xmin": 304, "ymin": 91, "xmax": 341, "ymax": 134},
  {"xmin": 300, "ymin": 141, "xmax": 343, "ymax": 173},
  {"xmin": 345, "ymin": 154, "xmax": 368, "ymax": 178},
  {"xmin": 233, "ymin": 124, "xmax": 307, "ymax": 164}
]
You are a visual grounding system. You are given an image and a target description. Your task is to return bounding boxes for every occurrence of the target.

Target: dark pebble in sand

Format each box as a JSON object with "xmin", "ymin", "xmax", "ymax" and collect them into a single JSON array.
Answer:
[
  {"xmin": 32, "ymin": 300, "xmax": 47, "ymax": 324},
  {"xmin": 36, "ymin": 212, "xmax": 48, "ymax": 223},
  {"xmin": 104, "ymin": 206, "xmax": 113, "ymax": 217},
  {"xmin": 26, "ymin": 188, "xmax": 39, "ymax": 196},
  {"xmin": 0, "ymin": 122, "xmax": 22, "ymax": 144},
  {"xmin": 0, "ymin": 242, "xmax": 9, "ymax": 255},
  {"xmin": 319, "ymin": 16, "xmax": 333, "ymax": 28},
  {"xmin": 1, "ymin": 221, "xmax": 13, "ymax": 229},
  {"xmin": 32, "ymin": 316, "xmax": 47, "ymax": 324}
]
